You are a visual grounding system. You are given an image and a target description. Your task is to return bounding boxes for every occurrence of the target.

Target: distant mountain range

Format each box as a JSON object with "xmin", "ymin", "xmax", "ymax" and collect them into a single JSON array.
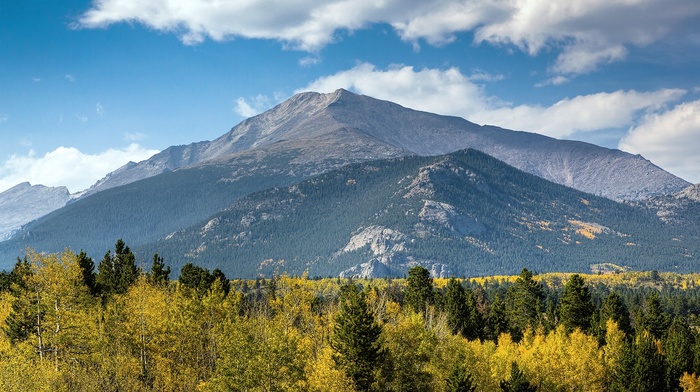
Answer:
[
  {"xmin": 0, "ymin": 182, "xmax": 71, "ymax": 241},
  {"xmin": 0, "ymin": 90, "xmax": 696, "ymax": 276}
]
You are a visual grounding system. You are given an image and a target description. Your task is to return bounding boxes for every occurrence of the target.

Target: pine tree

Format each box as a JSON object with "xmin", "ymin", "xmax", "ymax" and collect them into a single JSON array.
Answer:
[
  {"xmin": 488, "ymin": 294, "xmax": 509, "ymax": 341},
  {"xmin": 3, "ymin": 257, "xmax": 34, "ymax": 343},
  {"xmin": 630, "ymin": 331, "xmax": 668, "ymax": 392},
  {"xmin": 640, "ymin": 291, "xmax": 670, "ymax": 340},
  {"xmin": 96, "ymin": 239, "xmax": 140, "ymax": 295},
  {"xmin": 331, "ymin": 284, "xmax": 383, "ymax": 391},
  {"xmin": 665, "ymin": 317, "xmax": 693, "ymax": 392},
  {"xmin": 600, "ymin": 291, "xmax": 632, "ymax": 339},
  {"xmin": 405, "ymin": 266, "xmax": 434, "ymax": 314},
  {"xmin": 558, "ymin": 274, "xmax": 594, "ymax": 333},
  {"xmin": 76, "ymin": 250, "xmax": 97, "ymax": 295},
  {"xmin": 505, "ymin": 268, "xmax": 544, "ymax": 340},
  {"xmin": 445, "ymin": 361, "xmax": 477, "ymax": 392},
  {"xmin": 149, "ymin": 253, "xmax": 171, "ymax": 287},
  {"xmin": 499, "ymin": 362, "xmax": 537, "ymax": 392}
]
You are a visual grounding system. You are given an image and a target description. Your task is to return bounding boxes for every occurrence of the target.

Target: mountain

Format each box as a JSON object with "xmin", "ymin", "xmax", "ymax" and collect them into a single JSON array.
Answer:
[
  {"xmin": 636, "ymin": 184, "xmax": 700, "ymax": 230},
  {"xmin": 0, "ymin": 90, "xmax": 691, "ymax": 270},
  {"xmin": 138, "ymin": 149, "xmax": 698, "ymax": 278},
  {"xmin": 81, "ymin": 89, "xmax": 689, "ymax": 201},
  {"xmin": 0, "ymin": 183, "xmax": 71, "ymax": 241}
]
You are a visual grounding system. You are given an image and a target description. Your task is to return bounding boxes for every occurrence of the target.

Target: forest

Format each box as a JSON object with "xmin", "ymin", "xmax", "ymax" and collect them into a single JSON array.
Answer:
[{"xmin": 3, "ymin": 243, "xmax": 700, "ymax": 391}]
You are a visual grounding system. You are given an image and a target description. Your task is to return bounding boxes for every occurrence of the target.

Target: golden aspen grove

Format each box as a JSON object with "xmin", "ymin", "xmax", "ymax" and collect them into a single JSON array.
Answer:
[{"xmin": 3, "ymin": 248, "xmax": 700, "ymax": 391}]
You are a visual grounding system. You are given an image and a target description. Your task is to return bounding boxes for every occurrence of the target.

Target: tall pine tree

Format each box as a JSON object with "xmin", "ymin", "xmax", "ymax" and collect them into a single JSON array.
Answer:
[
  {"xmin": 331, "ymin": 284, "xmax": 384, "ymax": 391},
  {"xmin": 558, "ymin": 274, "xmax": 594, "ymax": 333}
]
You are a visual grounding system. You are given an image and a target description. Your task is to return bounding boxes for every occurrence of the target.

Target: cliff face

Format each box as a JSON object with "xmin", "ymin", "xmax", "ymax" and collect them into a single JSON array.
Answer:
[{"xmin": 0, "ymin": 182, "xmax": 70, "ymax": 240}]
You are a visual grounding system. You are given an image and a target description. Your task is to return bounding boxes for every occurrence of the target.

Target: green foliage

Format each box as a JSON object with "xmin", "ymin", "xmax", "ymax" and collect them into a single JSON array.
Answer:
[
  {"xmin": 77, "ymin": 250, "xmax": 97, "ymax": 295},
  {"xmin": 96, "ymin": 239, "xmax": 139, "ymax": 295},
  {"xmin": 499, "ymin": 362, "xmax": 537, "ymax": 392},
  {"xmin": 405, "ymin": 266, "xmax": 434, "ymax": 314},
  {"xmin": 665, "ymin": 317, "xmax": 694, "ymax": 391},
  {"xmin": 558, "ymin": 274, "xmax": 594, "ymax": 333},
  {"xmin": 445, "ymin": 362, "xmax": 477, "ymax": 392},
  {"xmin": 148, "ymin": 253, "xmax": 170, "ymax": 287},
  {"xmin": 505, "ymin": 268, "xmax": 544, "ymax": 340},
  {"xmin": 444, "ymin": 278, "xmax": 483, "ymax": 340},
  {"xmin": 599, "ymin": 291, "xmax": 632, "ymax": 339},
  {"xmin": 331, "ymin": 284, "xmax": 383, "ymax": 391}
]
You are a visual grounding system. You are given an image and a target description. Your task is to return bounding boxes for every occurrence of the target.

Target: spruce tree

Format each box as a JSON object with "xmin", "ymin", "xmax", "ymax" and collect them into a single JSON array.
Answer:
[
  {"xmin": 76, "ymin": 250, "xmax": 97, "ymax": 295},
  {"xmin": 640, "ymin": 291, "xmax": 670, "ymax": 340},
  {"xmin": 499, "ymin": 362, "xmax": 537, "ymax": 392},
  {"xmin": 558, "ymin": 274, "xmax": 594, "ymax": 333},
  {"xmin": 445, "ymin": 361, "xmax": 477, "ymax": 392},
  {"xmin": 3, "ymin": 257, "xmax": 33, "ymax": 343},
  {"xmin": 505, "ymin": 268, "xmax": 544, "ymax": 340},
  {"xmin": 600, "ymin": 291, "xmax": 632, "ymax": 338},
  {"xmin": 405, "ymin": 266, "xmax": 434, "ymax": 313},
  {"xmin": 149, "ymin": 253, "xmax": 171, "ymax": 287},
  {"xmin": 665, "ymin": 317, "xmax": 693, "ymax": 392},
  {"xmin": 331, "ymin": 284, "xmax": 383, "ymax": 391}
]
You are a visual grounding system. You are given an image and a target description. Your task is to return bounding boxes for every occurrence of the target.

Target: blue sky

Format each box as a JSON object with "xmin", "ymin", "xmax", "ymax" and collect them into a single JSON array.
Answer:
[{"xmin": 1, "ymin": 0, "xmax": 700, "ymax": 193}]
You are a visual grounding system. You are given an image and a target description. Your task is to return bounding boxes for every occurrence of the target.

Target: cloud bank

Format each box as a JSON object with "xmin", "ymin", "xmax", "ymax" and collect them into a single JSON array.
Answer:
[
  {"xmin": 0, "ymin": 144, "xmax": 159, "ymax": 194},
  {"xmin": 78, "ymin": 0, "xmax": 700, "ymax": 76},
  {"xmin": 298, "ymin": 63, "xmax": 684, "ymax": 138},
  {"xmin": 297, "ymin": 63, "xmax": 698, "ymax": 182},
  {"xmin": 620, "ymin": 100, "xmax": 700, "ymax": 183}
]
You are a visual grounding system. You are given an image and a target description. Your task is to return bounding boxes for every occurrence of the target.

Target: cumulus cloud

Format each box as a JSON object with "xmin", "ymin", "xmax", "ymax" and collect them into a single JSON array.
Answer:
[
  {"xmin": 234, "ymin": 95, "xmax": 272, "ymax": 118},
  {"xmin": 298, "ymin": 63, "xmax": 684, "ymax": 138},
  {"xmin": 0, "ymin": 144, "xmax": 159, "ymax": 194},
  {"xmin": 619, "ymin": 100, "xmax": 700, "ymax": 183},
  {"xmin": 77, "ymin": 0, "xmax": 700, "ymax": 75}
]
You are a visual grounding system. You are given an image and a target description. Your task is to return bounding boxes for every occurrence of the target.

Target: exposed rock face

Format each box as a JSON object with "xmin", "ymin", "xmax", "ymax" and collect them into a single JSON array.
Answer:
[
  {"xmin": 638, "ymin": 183, "xmax": 700, "ymax": 225},
  {"xmin": 417, "ymin": 200, "xmax": 485, "ymax": 237},
  {"xmin": 337, "ymin": 225, "xmax": 454, "ymax": 279},
  {"xmin": 0, "ymin": 183, "xmax": 70, "ymax": 240}
]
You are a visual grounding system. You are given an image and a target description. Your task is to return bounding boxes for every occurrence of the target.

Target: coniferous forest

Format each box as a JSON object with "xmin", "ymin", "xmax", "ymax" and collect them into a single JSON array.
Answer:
[{"xmin": 4, "ymin": 244, "xmax": 700, "ymax": 391}]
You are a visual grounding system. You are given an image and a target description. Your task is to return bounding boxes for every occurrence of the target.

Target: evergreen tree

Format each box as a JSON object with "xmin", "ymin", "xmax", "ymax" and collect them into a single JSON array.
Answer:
[
  {"xmin": 665, "ymin": 317, "xmax": 693, "ymax": 392},
  {"xmin": 96, "ymin": 239, "xmax": 140, "ymax": 296},
  {"xmin": 179, "ymin": 263, "xmax": 213, "ymax": 296},
  {"xmin": 499, "ymin": 362, "xmax": 537, "ymax": 392},
  {"xmin": 211, "ymin": 268, "xmax": 230, "ymax": 296},
  {"xmin": 630, "ymin": 331, "xmax": 668, "ymax": 392},
  {"xmin": 600, "ymin": 291, "xmax": 632, "ymax": 339},
  {"xmin": 114, "ymin": 239, "xmax": 139, "ymax": 294},
  {"xmin": 640, "ymin": 291, "xmax": 670, "ymax": 340},
  {"xmin": 331, "ymin": 284, "xmax": 383, "ymax": 391},
  {"xmin": 558, "ymin": 274, "xmax": 594, "ymax": 333},
  {"xmin": 149, "ymin": 253, "xmax": 171, "ymax": 287},
  {"xmin": 505, "ymin": 268, "xmax": 544, "ymax": 340},
  {"xmin": 404, "ymin": 266, "xmax": 434, "ymax": 313},
  {"xmin": 445, "ymin": 361, "xmax": 477, "ymax": 392},
  {"xmin": 487, "ymin": 294, "xmax": 509, "ymax": 341},
  {"xmin": 445, "ymin": 278, "xmax": 470, "ymax": 336},
  {"xmin": 3, "ymin": 257, "xmax": 34, "ymax": 343},
  {"xmin": 76, "ymin": 250, "xmax": 97, "ymax": 295}
]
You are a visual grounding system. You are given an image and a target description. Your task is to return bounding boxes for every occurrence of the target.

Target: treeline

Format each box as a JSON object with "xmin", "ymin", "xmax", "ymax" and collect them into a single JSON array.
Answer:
[{"xmin": 3, "ymin": 249, "xmax": 700, "ymax": 391}]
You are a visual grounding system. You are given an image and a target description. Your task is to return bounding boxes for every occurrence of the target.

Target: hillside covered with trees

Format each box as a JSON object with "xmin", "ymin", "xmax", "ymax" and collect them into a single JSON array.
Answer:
[{"xmin": 3, "ymin": 246, "xmax": 700, "ymax": 391}]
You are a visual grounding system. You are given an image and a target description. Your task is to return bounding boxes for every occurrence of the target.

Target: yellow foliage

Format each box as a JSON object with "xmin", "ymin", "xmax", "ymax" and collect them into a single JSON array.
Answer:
[{"xmin": 681, "ymin": 372, "xmax": 700, "ymax": 392}]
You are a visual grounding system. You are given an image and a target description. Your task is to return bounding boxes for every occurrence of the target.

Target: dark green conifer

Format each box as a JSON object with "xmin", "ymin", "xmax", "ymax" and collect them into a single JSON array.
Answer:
[
  {"xmin": 405, "ymin": 266, "xmax": 434, "ymax": 313},
  {"xmin": 505, "ymin": 268, "xmax": 544, "ymax": 340},
  {"xmin": 499, "ymin": 362, "xmax": 537, "ymax": 392},
  {"xmin": 558, "ymin": 274, "xmax": 594, "ymax": 333},
  {"xmin": 331, "ymin": 284, "xmax": 383, "ymax": 391},
  {"xmin": 76, "ymin": 250, "xmax": 97, "ymax": 295},
  {"xmin": 149, "ymin": 253, "xmax": 171, "ymax": 287}
]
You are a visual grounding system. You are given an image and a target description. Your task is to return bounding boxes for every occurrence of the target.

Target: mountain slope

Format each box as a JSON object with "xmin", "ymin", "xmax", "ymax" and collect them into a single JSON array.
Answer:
[
  {"xmin": 140, "ymin": 150, "xmax": 697, "ymax": 278},
  {"xmin": 84, "ymin": 89, "xmax": 689, "ymax": 201},
  {"xmin": 0, "ymin": 183, "xmax": 70, "ymax": 241}
]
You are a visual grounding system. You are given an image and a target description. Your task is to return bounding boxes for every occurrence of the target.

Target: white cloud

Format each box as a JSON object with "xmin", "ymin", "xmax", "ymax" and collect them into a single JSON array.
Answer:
[
  {"xmin": 32, "ymin": 77, "xmax": 41, "ymax": 82},
  {"xmin": 298, "ymin": 63, "xmax": 684, "ymax": 138},
  {"xmin": 78, "ymin": 0, "xmax": 700, "ymax": 75},
  {"xmin": 0, "ymin": 144, "xmax": 160, "ymax": 194},
  {"xmin": 96, "ymin": 103, "xmax": 104, "ymax": 116},
  {"xmin": 75, "ymin": 114, "xmax": 88, "ymax": 123},
  {"xmin": 234, "ymin": 95, "xmax": 272, "ymax": 118},
  {"xmin": 619, "ymin": 100, "xmax": 700, "ymax": 183},
  {"xmin": 65, "ymin": 74, "xmax": 75, "ymax": 82},
  {"xmin": 0, "ymin": 114, "xmax": 7, "ymax": 122}
]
